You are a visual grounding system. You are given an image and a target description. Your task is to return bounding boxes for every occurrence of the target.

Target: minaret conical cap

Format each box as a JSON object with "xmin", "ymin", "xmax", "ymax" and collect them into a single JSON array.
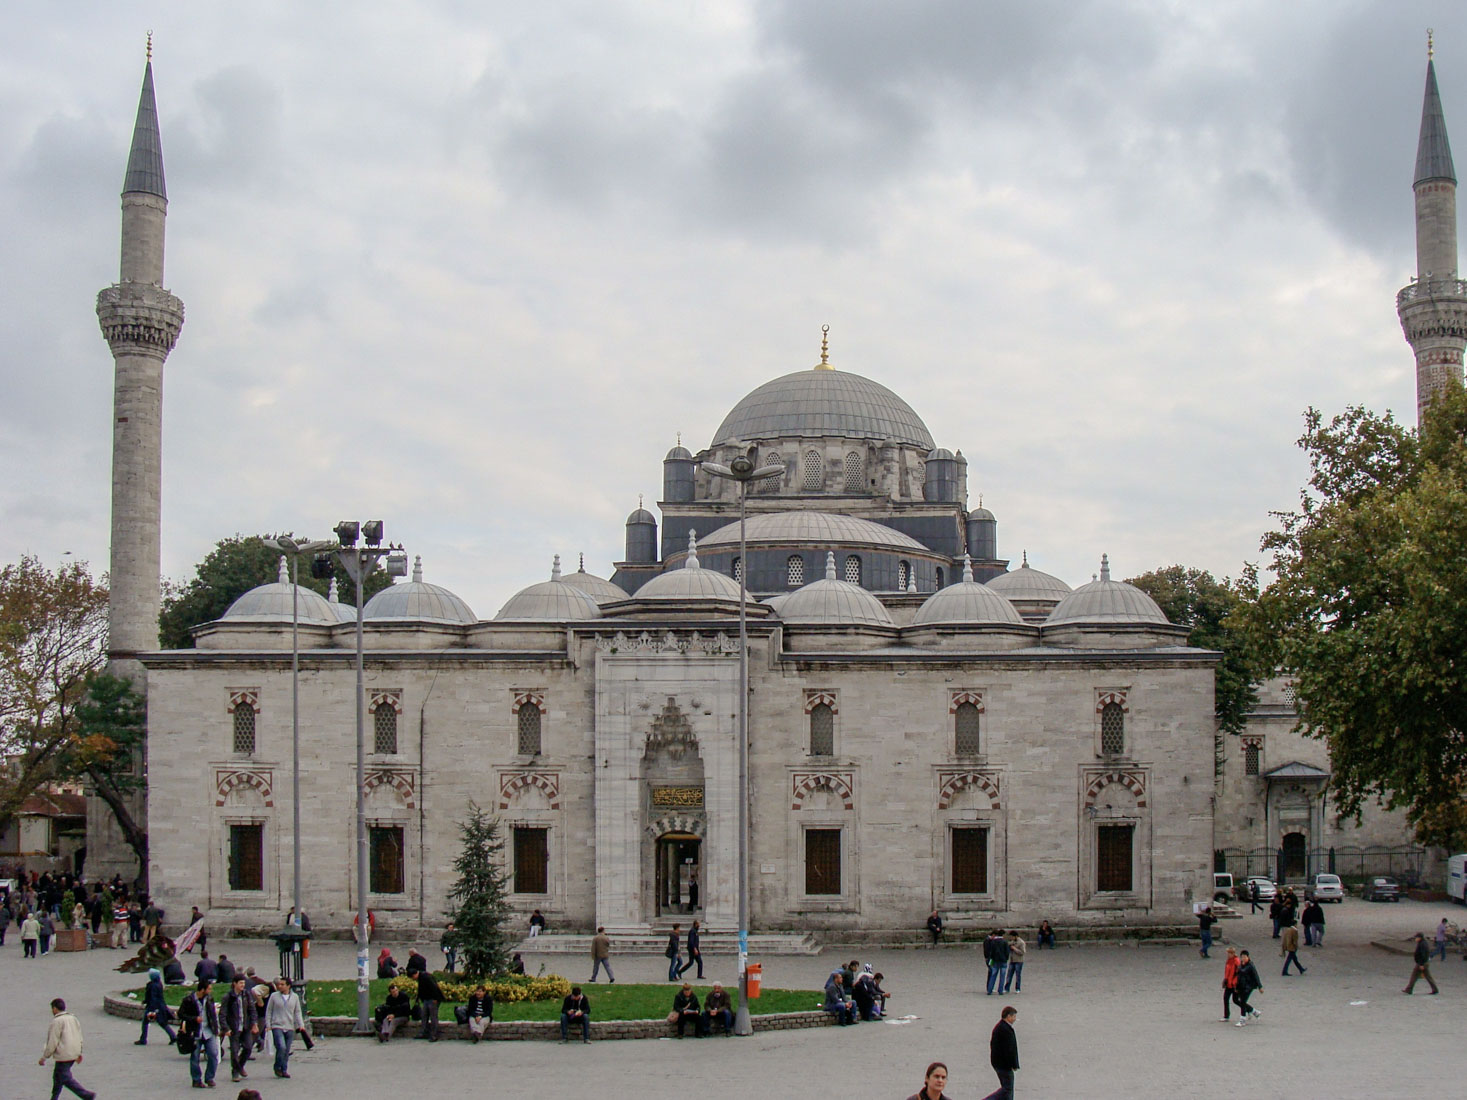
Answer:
[
  {"xmin": 1416, "ymin": 58, "xmax": 1457, "ymax": 186},
  {"xmin": 123, "ymin": 55, "xmax": 167, "ymax": 199}
]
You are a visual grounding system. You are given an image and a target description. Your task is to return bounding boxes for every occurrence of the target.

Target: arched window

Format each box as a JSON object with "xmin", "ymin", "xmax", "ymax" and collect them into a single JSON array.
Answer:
[
  {"xmin": 809, "ymin": 703, "xmax": 834, "ymax": 756},
  {"xmin": 898, "ymin": 560, "xmax": 910, "ymax": 590},
  {"xmin": 803, "ymin": 450, "xmax": 823, "ymax": 491},
  {"xmin": 954, "ymin": 702, "xmax": 981, "ymax": 755},
  {"xmin": 731, "ymin": 556, "xmax": 742, "ymax": 582},
  {"xmin": 1244, "ymin": 741, "xmax": 1261, "ymax": 776},
  {"xmin": 787, "ymin": 555, "xmax": 804, "ymax": 587},
  {"xmin": 517, "ymin": 702, "xmax": 543, "ymax": 755},
  {"xmin": 844, "ymin": 556, "xmax": 861, "ymax": 585},
  {"xmin": 231, "ymin": 703, "xmax": 256, "ymax": 756},
  {"xmin": 373, "ymin": 702, "xmax": 398, "ymax": 755},
  {"xmin": 935, "ymin": 567, "xmax": 945, "ymax": 589},
  {"xmin": 1100, "ymin": 702, "xmax": 1125, "ymax": 755},
  {"xmin": 759, "ymin": 452, "xmax": 782, "ymax": 494},
  {"xmin": 843, "ymin": 451, "xmax": 864, "ymax": 491}
]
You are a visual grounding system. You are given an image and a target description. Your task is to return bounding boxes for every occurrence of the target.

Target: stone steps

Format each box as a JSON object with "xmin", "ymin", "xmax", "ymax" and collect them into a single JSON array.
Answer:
[{"xmin": 516, "ymin": 931, "xmax": 821, "ymax": 956}]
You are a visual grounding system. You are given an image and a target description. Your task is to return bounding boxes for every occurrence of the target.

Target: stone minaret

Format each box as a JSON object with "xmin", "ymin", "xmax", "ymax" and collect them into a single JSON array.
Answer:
[
  {"xmin": 96, "ymin": 43, "xmax": 184, "ymax": 667},
  {"xmin": 1398, "ymin": 35, "xmax": 1467, "ymax": 423}
]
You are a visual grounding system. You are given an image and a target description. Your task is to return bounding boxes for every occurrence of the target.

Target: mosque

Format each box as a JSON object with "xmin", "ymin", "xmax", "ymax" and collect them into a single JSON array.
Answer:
[{"xmin": 88, "ymin": 43, "xmax": 1457, "ymax": 933}]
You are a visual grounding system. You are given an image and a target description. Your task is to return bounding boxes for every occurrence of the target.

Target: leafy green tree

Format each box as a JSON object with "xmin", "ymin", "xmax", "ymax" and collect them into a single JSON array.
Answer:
[
  {"xmin": 1126, "ymin": 566, "xmax": 1263, "ymax": 736},
  {"xmin": 72, "ymin": 672, "xmax": 149, "ymax": 875},
  {"xmin": 0, "ymin": 556, "xmax": 108, "ymax": 831},
  {"xmin": 159, "ymin": 534, "xmax": 394, "ymax": 648},
  {"xmin": 1244, "ymin": 386, "xmax": 1467, "ymax": 849},
  {"xmin": 444, "ymin": 804, "xmax": 513, "ymax": 978}
]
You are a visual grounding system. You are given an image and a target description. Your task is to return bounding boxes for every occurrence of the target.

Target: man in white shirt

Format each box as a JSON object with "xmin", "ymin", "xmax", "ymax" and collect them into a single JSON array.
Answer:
[
  {"xmin": 39, "ymin": 997, "xmax": 96, "ymax": 1100},
  {"xmin": 265, "ymin": 977, "xmax": 306, "ymax": 1079}
]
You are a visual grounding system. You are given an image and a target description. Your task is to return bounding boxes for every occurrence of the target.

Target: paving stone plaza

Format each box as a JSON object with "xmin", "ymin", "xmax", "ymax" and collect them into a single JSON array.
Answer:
[{"xmin": 3, "ymin": 897, "xmax": 1463, "ymax": 1097}]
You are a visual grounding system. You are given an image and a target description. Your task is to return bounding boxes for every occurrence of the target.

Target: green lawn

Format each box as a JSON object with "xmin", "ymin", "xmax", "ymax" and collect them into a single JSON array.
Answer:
[{"xmin": 137, "ymin": 980, "xmax": 821, "ymax": 1021}]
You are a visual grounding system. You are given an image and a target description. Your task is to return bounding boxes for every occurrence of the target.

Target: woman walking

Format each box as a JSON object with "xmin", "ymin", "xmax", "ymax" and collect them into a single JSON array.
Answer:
[{"xmin": 1220, "ymin": 947, "xmax": 1240, "ymax": 1021}]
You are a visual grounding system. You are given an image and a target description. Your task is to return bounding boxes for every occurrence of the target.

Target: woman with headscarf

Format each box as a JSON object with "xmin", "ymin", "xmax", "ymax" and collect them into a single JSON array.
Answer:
[
  {"xmin": 376, "ymin": 947, "xmax": 398, "ymax": 979},
  {"xmin": 137, "ymin": 966, "xmax": 177, "ymax": 1045}
]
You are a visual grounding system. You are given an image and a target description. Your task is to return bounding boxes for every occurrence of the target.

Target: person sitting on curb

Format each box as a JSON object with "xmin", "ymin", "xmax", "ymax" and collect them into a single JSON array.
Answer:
[
  {"xmin": 560, "ymin": 986, "xmax": 591, "ymax": 1043},
  {"xmin": 823, "ymin": 971, "xmax": 857, "ymax": 1025},
  {"xmin": 702, "ymin": 982, "xmax": 734, "ymax": 1036},
  {"xmin": 673, "ymin": 982, "xmax": 702, "ymax": 1038},
  {"xmin": 375, "ymin": 983, "xmax": 412, "ymax": 1043},
  {"xmin": 464, "ymin": 985, "xmax": 494, "ymax": 1043}
]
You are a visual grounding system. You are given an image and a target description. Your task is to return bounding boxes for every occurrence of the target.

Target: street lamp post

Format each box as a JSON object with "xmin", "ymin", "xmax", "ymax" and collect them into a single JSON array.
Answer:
[
  {"xmin": 700, "ymin": 451, "xmax": 782, "ymax": 1036},
  {"xmin": 265, "ymin": 536, "xmax": 338, "ymax": 950},
  {"xmin": 321, "ymin": 521, "xmax": 407, "ymax": 1034}
]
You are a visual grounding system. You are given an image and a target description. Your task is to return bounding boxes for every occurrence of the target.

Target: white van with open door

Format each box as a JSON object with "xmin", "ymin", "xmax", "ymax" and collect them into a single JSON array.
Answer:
[{"xmin": 1449, "ymin": 854, "xmax": 1466, "ymax": 904}]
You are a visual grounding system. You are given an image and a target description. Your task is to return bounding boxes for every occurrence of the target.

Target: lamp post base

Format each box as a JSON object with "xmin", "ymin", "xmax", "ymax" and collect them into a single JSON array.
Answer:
[{"xmin": 733, "ymin": 1004, "xmax": 753, "ymax": 1036}]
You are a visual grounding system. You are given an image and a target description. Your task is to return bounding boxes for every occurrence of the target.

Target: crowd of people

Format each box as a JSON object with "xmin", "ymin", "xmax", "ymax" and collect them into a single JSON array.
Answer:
[{"xmin": 2, "ymin": 866, "xmax": 165, "ymax": 956}]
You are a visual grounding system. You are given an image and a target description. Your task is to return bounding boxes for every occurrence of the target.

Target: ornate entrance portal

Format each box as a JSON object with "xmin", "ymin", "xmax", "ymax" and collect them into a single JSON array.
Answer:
[{"xmin": 656, "ymin": 833, "xmax": 702, "ymax": 915}]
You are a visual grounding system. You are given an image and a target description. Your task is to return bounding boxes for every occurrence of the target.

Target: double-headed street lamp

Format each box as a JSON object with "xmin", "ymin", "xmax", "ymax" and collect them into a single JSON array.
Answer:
[
  {"xmin": 700, "ymin": 450, "xmax": 783, "ymax": 1036},
  {"xmin": 313, "ymin": 520, "xmax": 407, "ymax": 1034}
]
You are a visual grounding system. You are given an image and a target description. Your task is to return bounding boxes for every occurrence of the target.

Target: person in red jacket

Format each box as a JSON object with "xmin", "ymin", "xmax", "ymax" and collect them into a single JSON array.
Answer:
[{"xmin": 1221, "ymin": 946, "xmax": 1240, "ymax": 1021}]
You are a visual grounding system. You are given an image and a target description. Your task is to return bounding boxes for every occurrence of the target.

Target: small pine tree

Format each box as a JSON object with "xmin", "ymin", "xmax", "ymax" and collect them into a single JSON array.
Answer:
[{"xmin": 444, "ymin": 804, "xmax": 513, "ymax": 979}]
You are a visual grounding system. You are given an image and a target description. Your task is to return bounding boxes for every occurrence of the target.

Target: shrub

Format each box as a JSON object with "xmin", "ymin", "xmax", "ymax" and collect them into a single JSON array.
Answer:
[{"xmin": 433, "ymin": 972, "xmax": 570, "ymax": 1003}]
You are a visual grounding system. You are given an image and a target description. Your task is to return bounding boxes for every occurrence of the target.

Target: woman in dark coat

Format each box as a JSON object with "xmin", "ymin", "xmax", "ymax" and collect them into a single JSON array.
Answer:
[{"xmin": 138, "ymin": 966, "xmax": 178, "ymax": 1044}]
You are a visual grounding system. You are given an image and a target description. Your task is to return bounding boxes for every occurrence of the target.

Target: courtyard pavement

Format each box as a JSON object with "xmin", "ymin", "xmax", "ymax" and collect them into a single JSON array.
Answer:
[{"xmin": 2, "ymin": 897, "xmax": 1464, "ymax": 1098}]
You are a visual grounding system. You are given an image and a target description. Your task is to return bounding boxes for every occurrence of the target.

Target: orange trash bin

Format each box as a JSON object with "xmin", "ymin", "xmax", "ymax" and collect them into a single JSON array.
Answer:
[{"xmin": 746, "ymin": 962, "xmax": 762, "ymax": 998}]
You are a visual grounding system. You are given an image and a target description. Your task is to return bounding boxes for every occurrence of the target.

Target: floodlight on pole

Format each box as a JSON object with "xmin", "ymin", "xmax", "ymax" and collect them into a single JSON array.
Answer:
[
  {"xmin": 700, "ymin": 451, "xmax": 782, "ymax": 1036},
  {"xmin": 263, "ymin": 535, "xmax": 337, "ymax": 965}
]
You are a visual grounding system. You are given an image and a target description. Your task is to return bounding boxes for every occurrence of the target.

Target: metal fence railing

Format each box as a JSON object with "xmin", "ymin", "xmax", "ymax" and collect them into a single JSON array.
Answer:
[{"xmin": 1214, "ymin": 846, "xmax": 1430, "ymax": 887}]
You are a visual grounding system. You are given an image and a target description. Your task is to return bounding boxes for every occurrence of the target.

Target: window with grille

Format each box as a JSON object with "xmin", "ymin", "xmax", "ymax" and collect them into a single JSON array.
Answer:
[
  {"xmin": 843, "ymin": 556, "xmax": 861, "ymax": 585},
  {"xmin": 843, "ymin": 451, "xmax": 864, "ymax": 491},
  {"xmin": 805, "ymin": 828, "xmax": 841, "ymax": 895},
  {"xmin": 513, "ymin": 827, "xmax": 549, "ymax": 894},
  {"xmin": 759, "ymin": 453, "xmax": 782, "ymax": 494},
  {"xmin": 803, "ymin": 450, "xmax": 823, "ymax": 491},
  {"xmin": 787, "ymin": 555, "xmax": 804, "ymax": 587},
  {"xmin": 731, "ymin": 557, "xmax": 742, "ymax": 582},
  {"xmin": 373, "ymin": 704, "xmax": 398, "ymax": 755},
  {"xmin": 898, "ymin": 561, "xmax": 910, "ymax": 590},
  {"xmin": 954, "ymin": 702, "xmax": 981, "ymax": 755},
  {"xmin": 228, "ymin": 824, "xmax": 263, "ymax": 891},
  {"xmin": 1096, "ymin": 824, "xmax": 1134, "ymax": 892},
  {"xmin": 369, "ymin": 825, "xmax": 405, "ymax": 894},
  {"xmin": 1244, "ymin": 742, "xmax": 1261, "ymax": 776},
  {"xmin": 232, "ymin": 704, "xmax": 256, "ymax": 755},
  {"xmin": 1283, "ymin": 683, "xmax": 1298, "ymax": 706},
  {"xmin": 951, "ymin": 827, "xmax": 988, "ymax": 894},
  {"xmin": 1100, "ymin": 702, "xmax": 1125, "ymax": 755},
  {"xmin": 935, "ymin": 567, "xmax": 945, "ymax": 589},
  {"xmin": 809, "ymin": 703, "xmax": 834, "ymax": 756},
  {"xmin": 517, "ymin": 703, "xmax": 543, "ymax": 755}
]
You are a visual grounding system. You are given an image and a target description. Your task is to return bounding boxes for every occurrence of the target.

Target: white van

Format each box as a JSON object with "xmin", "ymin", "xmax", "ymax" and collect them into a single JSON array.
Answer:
[{"xmin": 1449, "ymin": 853, "xmax": 1466, "ymax": 904}]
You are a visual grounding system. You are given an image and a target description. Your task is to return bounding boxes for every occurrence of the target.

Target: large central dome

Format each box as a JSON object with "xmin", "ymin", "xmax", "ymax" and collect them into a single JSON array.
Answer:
[{"xmin": 712, "ymin": 369, "xmax": 934, "ymax": 450}]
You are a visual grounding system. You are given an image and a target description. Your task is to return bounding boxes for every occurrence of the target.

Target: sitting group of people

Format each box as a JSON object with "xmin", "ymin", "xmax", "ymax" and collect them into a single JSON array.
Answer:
[
  {"xmin": 823, "ymin": 960, "xmax": 889, "ymax": 1025},
  {"xmin": 669, "ymin": 981, "xmax": 735, "ymax": 1037}
]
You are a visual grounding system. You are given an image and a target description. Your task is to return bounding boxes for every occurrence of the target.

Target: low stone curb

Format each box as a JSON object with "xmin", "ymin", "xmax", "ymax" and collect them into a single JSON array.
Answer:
[{"xmin": 104, "ymin": 992, "xmax": 836, "ymax": 1041}]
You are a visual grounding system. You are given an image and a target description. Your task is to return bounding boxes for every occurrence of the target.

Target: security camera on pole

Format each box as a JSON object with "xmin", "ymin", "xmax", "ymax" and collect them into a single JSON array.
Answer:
[
  {"xmin": 314, "ymin": 520, "xmax": 408, "ymax": 1034},
  {"xmin": 700, "ymin": 448, "xmax": 782, "ymax": 1035}
]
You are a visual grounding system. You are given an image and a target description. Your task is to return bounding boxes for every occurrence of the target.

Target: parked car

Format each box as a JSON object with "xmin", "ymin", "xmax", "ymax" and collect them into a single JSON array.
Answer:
[
  {"xmin": 1362, "ymin": 876, "xmax": 1402, "ymax": 902},
  {"xmin": 1213, "ymin": 872, "xmax": 1234, "ymax": 902},
  {"xmin": 1234, "ymin": 876, "xmax": 1278, "ymax": 902},
  {"xmin": 1305, "ymin": 873, "xmax": 1345, "ymax": 902}
]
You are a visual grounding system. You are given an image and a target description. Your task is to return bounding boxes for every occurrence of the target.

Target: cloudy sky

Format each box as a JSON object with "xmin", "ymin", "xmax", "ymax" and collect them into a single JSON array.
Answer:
[{"xmin": 1, "ymin": 1, "xmax": 1460, "ymax": 618}]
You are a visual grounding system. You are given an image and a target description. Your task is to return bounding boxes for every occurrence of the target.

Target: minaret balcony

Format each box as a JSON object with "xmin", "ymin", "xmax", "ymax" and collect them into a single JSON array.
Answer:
[{"xmin": 1397, "ymin": 276, "xmax": 1467, "ymax": 308}]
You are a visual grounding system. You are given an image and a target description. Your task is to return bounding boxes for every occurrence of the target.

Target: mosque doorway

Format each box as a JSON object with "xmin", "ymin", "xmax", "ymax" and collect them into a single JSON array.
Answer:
[
  {"xmin": 655, "ymin": 834, "xmax": 702, "ymax": 916},
  {"xmin": 1280, "ymin": 832, "xmax": 1307, "ymax": 882}
]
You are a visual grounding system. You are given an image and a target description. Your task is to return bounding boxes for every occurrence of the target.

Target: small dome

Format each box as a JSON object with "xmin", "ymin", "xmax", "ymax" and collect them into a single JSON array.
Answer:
[
  {"xmin": 637, "ymin": 532, "xmax": 746, "ymax": 601},
  {"xmin": 665, "ymin": 445, "xmax": 693, "ymax": 461},
  {"xmin": 1046, "ymin": 555, "xmax": 1169, "ymax": 626},
  {"xmin": 496, "ymin": 556, "xmax": 603, "ymax": 621},
  {"xmin": 913, "ymin": 557, "xmax": 1023, "ymax": 626},
  {"xmin": 327, "ymin": 578, "xmax": 356, "ymax": 622},
  {"xmin": 779, "ymin": 552, "xmax": 894, "ymax": 627},
  {"xmin": 987, "ymin": 553, "xmax": 1072, "ymax": 602},
  {"xmin": 968, "ymin": 506, "xmax": 996, "ymax": 522},
  {"xmin": 364, "ymin": 557, "xmax": 476, "ymax": 624},
  {"xmin": 626, "ymin": 508, "xmax": 657, "ymax": 526},
  {"xmin": 762, "ymin": 593, "xmax": 792, "ymax": 615},
  {"xmin": 223, "ymin": 557, "xmax": 339, "ymax": 625},
  {"xmin": 927, "ymin": 447, "xmax": 955, "ymax": 461},
  {"xmin": 563, "ymin": 556, "xmax": 629, "ymax": 605}
]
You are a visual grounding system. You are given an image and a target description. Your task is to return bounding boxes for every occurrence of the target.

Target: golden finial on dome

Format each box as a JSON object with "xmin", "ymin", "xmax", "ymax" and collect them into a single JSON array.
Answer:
[
  {"xmin": 1428, "ymin": 28, "xmax": 1435, "ymax": 61},
  {"xmin": 815, "ymin": 324, "xmax": 833, "ymax": 370},
  {"xmin": 146, "ymin": 30, "xmax": 153, "ymax": 61}
]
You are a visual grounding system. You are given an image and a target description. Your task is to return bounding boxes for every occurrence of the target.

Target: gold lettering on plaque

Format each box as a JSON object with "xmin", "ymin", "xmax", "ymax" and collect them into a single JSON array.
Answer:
[{"xmin": 651, "ymin": 786, "xmax": 704, "ymax": 807}]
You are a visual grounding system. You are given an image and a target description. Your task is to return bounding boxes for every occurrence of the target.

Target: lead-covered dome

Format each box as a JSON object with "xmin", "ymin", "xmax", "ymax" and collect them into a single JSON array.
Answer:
[
  {"xmin": 563, "ymin": 558, "xmax": 629, "ymax": 605},
  {"xmin": 1046, "ymin": 555, "xmax": 1169, "ymax": 626},
  {"xmin": 913, "ymin": 557, "xmax": 1023, "ymax": 626},
  {"xmin": 364, "ymin": 557, "xmax": 476, "ymax": 624},
  {"xmin": 637, "ymin": 533, "xmax": 746, "ymax": 601},
  {"xmin": 711, "ymin": 369, "xmax": 934, "ymax": 450},
  {"xmin": 496, "ymin": 556, "xmax": 602, "ymax": 621},
  {"xmin": 779, "ymin": 552, "xmax": 895, "ymax": 627},
  {"xmin": 223, "ymin": 557, "xmax": 339, "ymax": 624},
  {"xmin": 987, "ymin": 554, "xmax": 1072, "ymax": 602},
  {"xmin": 699, "ymin": 511, "xmax": 928, "ymax": 554}
]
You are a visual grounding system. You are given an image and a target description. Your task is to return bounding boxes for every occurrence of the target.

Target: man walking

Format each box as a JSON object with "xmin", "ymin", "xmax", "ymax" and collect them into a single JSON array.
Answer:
[
  {"xmin": 265, "ymin": 976, "xmax": 306, "ymax": 1076},
  {"xmin": 980, "ymin": 1006, "xmax": 1019, "ymax": 1100},
  {"xmin": 984, "ymin": 929, "xmax": 1010, "ymax": 995},
  {"xmin": 39, "ymin": 998, "xmax": 95, "ymax": 1100},
  {"xmin": 1249, "ymin": 880, "xmax": 1261, "ymax": 914},
  {"xmin": 590, "ymin": 926, "xmax": 614, "ymax": 983},
  {"xmin": 1003, "ymin": 930, "xmax": 1026, "ymax": 993},
  {"xmin": 1233, "ymin": 950, "xmax": 1263, "ymax": 1025},
  {"xmin": 222, "ymin": 975, "xmax": 259, "ymax": 1082},
  {"xmin": 679, "ymin": 919, "xmax": 704, "ymax": 979},
  {"xmin": 665, "ymin": 923, "xmax": 683, "ymax": 982},
  {"xmin": 1435, "ymin": 918, "xmax": 1449, "ymax": 963},
  {"xmin": 1197, "ymin": 905, "xmax": 1215, "ymax": 958},
  {"xmin": 179, "ymin": 979, "xmax": 222, "ymax": 1089},
  {"xmin": 1403, "ymin": 932, "xmax": 1440, "ymax": 994},
  {"xmin": 1280, "ymin": 922, "xmax": 1306, "ymax": 976}
]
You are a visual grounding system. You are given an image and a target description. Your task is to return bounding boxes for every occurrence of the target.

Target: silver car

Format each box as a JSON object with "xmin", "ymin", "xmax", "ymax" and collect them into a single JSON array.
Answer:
[{"xmin": 1306, "ymin": 873, "xmax": 1345, "ymax": 902}]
